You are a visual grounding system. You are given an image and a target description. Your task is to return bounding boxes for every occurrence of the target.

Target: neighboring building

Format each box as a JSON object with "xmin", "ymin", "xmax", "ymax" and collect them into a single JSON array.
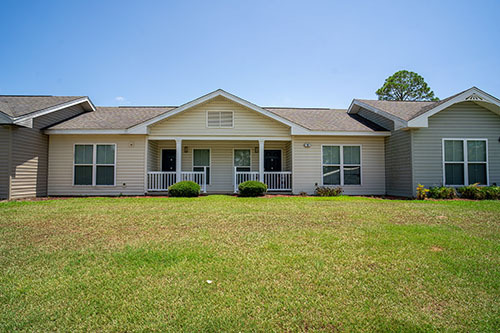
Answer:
[{"xmin": 1, "ymin": 87, "xmax": 499, "ymax": 199}]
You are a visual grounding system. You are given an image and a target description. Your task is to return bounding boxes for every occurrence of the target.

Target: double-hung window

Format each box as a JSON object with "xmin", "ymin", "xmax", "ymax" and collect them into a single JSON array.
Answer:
[
  {"xmin": 234, "ymin": 149, "xmax": 251, "ymax": 172},
  {"xmin": 193, "ymin": 149, "xmax": 210, "ymax": 184},
  {"xmin": 74, "ymin": 144, "xmax": 116, "ymax": 186},
  {"xmin": 443, "ymin": 139, "xmax": 488, "ymax": 185},
  {"xmin": 322, "ymin": 145, "xmax": 361, "ymax": 186}
]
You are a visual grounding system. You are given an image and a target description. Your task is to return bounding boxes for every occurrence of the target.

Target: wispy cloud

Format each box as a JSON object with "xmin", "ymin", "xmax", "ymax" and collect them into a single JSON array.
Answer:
[{"xmin": 115, "ymin": 96, "xmax": 125, "ymax": 102}]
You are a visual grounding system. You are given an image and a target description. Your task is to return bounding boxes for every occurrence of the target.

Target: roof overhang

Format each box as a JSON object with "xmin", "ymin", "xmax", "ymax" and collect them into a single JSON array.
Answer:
[
  {"xmin": 127, "ymin": 89, "xmax": 308, "ymax": 134},
  {"xmin": 11, "ymin": 97, "xmax": 96, "ymax": 128},
  {"xmin": 347, "ymin": 100, "xmax": 407, "ymax": 130},
  {"xmin": 407, "ymin": 87, "xmax": 500, "ymax": 127}
]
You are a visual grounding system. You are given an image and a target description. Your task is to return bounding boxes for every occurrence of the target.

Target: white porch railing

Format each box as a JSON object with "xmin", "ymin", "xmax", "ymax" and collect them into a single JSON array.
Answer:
[
  {"xmin": 234, "ymin": 170, "xmax": 259, "ymax": 192},
  {"xmin": 181, "ymin": 171, "xmax": 207, "ymax": 193},
  {"xmin": 263, "ymin": 172, "xmax": 292, "ymax": 191},
  {"xmin": 148, "ymin": 172, "xmax": 176, "ymax": 191},
  {"xmin": 147, "ymin": 171, "xmax": 206, "ymax": 193},
  {"xmin": 233, "ymin": 169, "xmax": 292, "ymax": 192}
]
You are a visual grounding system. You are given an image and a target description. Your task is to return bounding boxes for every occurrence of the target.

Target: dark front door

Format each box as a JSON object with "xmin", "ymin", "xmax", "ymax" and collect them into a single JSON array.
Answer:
[
  {"xmin": 161, "ymin": 149, "xmax": 176, "ymax": 171},
  {"xmin": 264, "ymin": 150, "xmax": 282, "ymax": 172}
]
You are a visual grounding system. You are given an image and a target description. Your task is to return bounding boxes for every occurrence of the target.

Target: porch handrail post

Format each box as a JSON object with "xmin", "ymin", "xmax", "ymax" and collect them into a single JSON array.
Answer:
[
  {"xmin": 175, "ymin": 138, "xmax": 182, "ymax": 183},
  {"xmin": 259, "ymin": 139, "xmax": 265, "ymax": 183}
]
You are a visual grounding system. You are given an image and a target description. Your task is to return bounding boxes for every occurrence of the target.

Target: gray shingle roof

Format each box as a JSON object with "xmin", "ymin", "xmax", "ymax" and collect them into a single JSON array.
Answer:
[
  {"xmin": 49, "ymin": 106, "xmax": 175, "ymax": 129},
  {"xmin": 265, "ymin": 108, "xmax": 387, "ymax": 131},
  {"xmin": 354, "ymin": 89, "xmax": 466, "ymax": 121},
  {"xmin": 0, "ymin": 95, "xmax": 84, "ymax": 118}
]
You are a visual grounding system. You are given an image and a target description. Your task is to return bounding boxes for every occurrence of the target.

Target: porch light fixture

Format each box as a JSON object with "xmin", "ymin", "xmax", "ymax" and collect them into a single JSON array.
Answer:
[
  {"xmin": 304, "ymin": 143, "xmax": 311, "ymax": 148},
  {"xmin": 184, "ymin": 146, "xmax": 188, "ymax": 153}
]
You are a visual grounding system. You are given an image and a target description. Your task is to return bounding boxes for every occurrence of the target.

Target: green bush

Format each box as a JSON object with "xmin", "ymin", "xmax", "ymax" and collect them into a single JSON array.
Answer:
[
  {"xmin": 457, "ymin": 183, "xmax": 485, "ymax": 200},
  {"xmin": 481, "ymin": 186, "xmax": 500, "ymax": 200},
  {"xmin": 428, "ymin": 186, "xmax": 457, "ymax": 199},
  {"xmin": 238, "ymin": 181, "xmax": 267, "ymax": 197},
  {"xmin": 457, "ymin": 184, "xmax": 500, "ymax": 200},
  {"xmin": 315, "ymin": 186, "xmax": 342, "ymax": 197},
  {"xmin": 168, "ymin": 181, "xmax": 200, "ymax": 197}
]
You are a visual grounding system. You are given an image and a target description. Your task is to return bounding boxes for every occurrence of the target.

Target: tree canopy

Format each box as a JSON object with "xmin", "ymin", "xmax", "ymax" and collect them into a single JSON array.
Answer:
[{"xmin": 376, "ymin": 70, "xmax": 439, "ymax": 101}]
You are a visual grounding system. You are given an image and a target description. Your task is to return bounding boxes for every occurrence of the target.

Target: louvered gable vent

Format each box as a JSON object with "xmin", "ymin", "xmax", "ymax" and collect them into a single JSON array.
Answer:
[{"xmin": 207, "ymin": 111, "xmax": 233, "ymax": 128}]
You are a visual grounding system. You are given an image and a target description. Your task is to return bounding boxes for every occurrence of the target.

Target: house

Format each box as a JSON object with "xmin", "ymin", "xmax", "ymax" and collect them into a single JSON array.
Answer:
[{"xmin": 1, "ymin": 87, "xmax": 499, "ymax": 200}]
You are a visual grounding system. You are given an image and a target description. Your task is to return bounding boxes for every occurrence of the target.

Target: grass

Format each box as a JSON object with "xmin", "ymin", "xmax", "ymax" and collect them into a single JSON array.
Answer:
[{"xmin": 1, "ymin": 195, "xmax": 499, "ymax": 332}]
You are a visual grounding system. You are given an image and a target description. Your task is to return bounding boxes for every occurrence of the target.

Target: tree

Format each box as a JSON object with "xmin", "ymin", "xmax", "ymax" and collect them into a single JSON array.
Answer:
[{"xmin": 376, "ymin": 70, "xmax": 439, "ymax": 101}]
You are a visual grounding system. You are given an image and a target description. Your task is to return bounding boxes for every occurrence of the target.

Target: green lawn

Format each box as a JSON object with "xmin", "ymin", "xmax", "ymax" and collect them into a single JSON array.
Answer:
[{"xmin": 1, "ymin": 196, "xmax": 499, "ymax": 332}]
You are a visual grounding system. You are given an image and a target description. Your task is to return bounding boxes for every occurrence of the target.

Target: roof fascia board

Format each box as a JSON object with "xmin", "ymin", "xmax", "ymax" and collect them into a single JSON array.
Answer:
[
  {"xmin": 407, "ymin": 87, "xmax": 500, "ymax": 128},
  {"xmin": 291, "ymin": 127, "xmax": 390, "ymax": 136},
  {"xmin": 11, "ymin": 97, "xmax": 96, "ymax": 127},
  {"xmin": 128, "ymin": 89, "xmax": 306, "ymax": 134},
  {"xmin": 147, "ymin": 136, "xmax": 292, "ymax": 141},
  {"xmin": 348, "ymin": 100, "xmax": 407, "ymax": 130},
  {"xmin": 44, "ymin": 129, "xmax": 129, "ymax": 135}
]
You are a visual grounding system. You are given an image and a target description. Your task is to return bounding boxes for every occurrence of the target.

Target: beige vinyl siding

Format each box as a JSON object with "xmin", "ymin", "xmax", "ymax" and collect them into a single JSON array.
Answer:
[
  {"xmin": 10, "ymin": 127, "xmax": 49, "ymax": 199},
  {"xmin": 149, "ymin": 96, "xmax": 291, "ymax": 137},
  {"xmin": 411, "ymin": 102, "xmax": 500, "ymax": 193},
  {"xmin": 33, "ymin": 104, "xmax": 86, "ymax": 129},
  {"xmin": 385, "ymin": 129, "xmax": 413, "ymax": 197},
  {"xmin": 147, "ymin": 140, "xmax": 159, "ymax": 172},
  {"xmin": 292, "ymin": 136, "xmax": 386, "ymax": 195},
  {"xmin": 0, "ymin": 126, "xmax": 10, "ymax": 199},
  {"xmin": 357, "ymin": 108, "xmax": 394, "ymax": 131},
  {"xmin": 48, "ymin": 135, "xmax": 147, "ymax": 196}
]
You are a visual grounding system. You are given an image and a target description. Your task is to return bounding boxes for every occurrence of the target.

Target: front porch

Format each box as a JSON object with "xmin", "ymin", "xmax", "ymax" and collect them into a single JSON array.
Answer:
[{"xmin": 146, "ymin": 138, "xmax": 292, "ymax": 193}]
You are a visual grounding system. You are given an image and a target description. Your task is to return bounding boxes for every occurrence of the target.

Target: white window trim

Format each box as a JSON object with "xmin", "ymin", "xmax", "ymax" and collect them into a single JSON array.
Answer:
[
  {"xmin": 205, "ymin": 110, "xmax": 234, "ymax": 128},
  {"xmin": 321, "ymin": 144, "xmax": 363, "ymax": 186},
  {"xmin": 192, "ymin": 148, "xmax": 211, "ymax": 185},
  {"xmin": 73, "ymin": 143, "xmax": 117, "ymax": 186},
  {"xmin": 233, "ymin": 148, "xmax": 252, "ymax": 172},
  {"xmin": 442, "ymin": 138, "xmax": 489, "ymax": 186}
]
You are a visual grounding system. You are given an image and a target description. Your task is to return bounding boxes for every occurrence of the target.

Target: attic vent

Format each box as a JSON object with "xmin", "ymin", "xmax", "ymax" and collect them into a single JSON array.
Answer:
[
  {"xmin": 207, "ymin": 111, "xmax": 233, "ymax": 128},
  {"xmin": 465, "ymin": 93, "xmax": 485, "ymax": 101}
]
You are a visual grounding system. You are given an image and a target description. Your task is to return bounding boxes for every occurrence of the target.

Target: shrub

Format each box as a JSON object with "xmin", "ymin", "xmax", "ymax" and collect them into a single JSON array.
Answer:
[
  {"xmin": 481, "ymin": 186, "xmax": 500, "ymax": 200},
  {"xmin": 315, "ymin": 186, "xmax": 342, "ymax": 197},
  {"xmin": 238, "ymin": 181, "xmax": 267, "ymax": 197},
  {"xmin": 428, "ymin": 186, "xmax": 457, "ymax": 199},
  {"xmin": 168, "ymin": 181, "xmax": 200, "ymax": 197},
  {"xmin": 457, "ymin": 183, "xmax": 485, "ymax": 200},
  {"xmin": 416, "ymin": 184, "xmax": 429, "ymax": 200}
]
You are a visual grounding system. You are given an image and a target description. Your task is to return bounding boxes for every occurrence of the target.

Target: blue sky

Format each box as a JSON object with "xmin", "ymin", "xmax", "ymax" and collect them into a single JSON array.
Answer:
[{"xmin": 1, "ymin": 0, "xmax": 499, "ymax": 108}]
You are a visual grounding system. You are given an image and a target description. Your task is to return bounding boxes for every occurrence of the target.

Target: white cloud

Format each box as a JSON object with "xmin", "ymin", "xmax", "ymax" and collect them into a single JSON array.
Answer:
[{"xmin": 115, "ymin": 96, "xmax": 125, "ymax": 102}]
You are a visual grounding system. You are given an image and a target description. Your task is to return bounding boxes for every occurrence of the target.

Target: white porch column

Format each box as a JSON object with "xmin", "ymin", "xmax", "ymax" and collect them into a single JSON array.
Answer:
[
  {"xmin": 176, "ymin": 138, "xmax": 182, "ymax": 183},
  {"xmin": 259, "ymin": 139, "xmax": 265, "ymax": 182}
]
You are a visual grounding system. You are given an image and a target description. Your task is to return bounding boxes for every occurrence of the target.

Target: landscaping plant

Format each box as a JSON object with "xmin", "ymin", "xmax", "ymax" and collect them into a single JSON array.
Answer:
[
  {"xmin": 238, "ymin": 181, "xmax": 267, "ymax": 197},
  {"xmin": 315, "ymin": 186, "xmax": 342, "ymax": 197},
  {"xmin": 168, "ymin": 181, "xmax": 201, "ymax": 197},
  {"xmin": 416, "ymin": 184, "xmax": 429, "ymax": 200},
  {"xmin": 428, "ymin": 186, "xmax": 457, "ymax": 199}
]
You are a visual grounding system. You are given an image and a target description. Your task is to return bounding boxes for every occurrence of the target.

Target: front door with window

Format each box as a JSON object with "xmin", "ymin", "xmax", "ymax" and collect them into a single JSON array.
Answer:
[
  {"xmin": 264, "ymin": 150, "xmax": 282, "ymax": 172},
  {"xmin": 161, "ymin": 149, "xmax": 176, "ymax": 172}
]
